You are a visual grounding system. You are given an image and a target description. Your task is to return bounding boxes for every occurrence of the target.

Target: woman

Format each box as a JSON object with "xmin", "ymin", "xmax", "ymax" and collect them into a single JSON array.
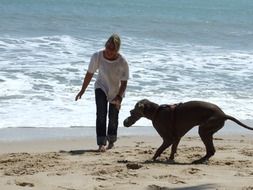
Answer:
[{"xmin": 75, "ymin": 34, "xmax": 129, "ymax": 152}]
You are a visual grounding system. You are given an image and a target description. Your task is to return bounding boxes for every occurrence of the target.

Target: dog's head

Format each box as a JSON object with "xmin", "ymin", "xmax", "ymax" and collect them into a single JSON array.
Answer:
[{"xmin": 123, "ymin": 99, "xmax": 149, "ymax": 127}]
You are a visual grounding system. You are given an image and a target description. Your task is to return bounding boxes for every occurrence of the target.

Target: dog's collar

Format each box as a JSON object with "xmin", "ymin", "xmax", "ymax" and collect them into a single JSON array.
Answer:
[
  {"xmin": 151, "ymin": 106, "xmax": 159, "ymax": 121},
  {"xmin": 151, "ymin": 103, "xmax": 182, "ymax": 122},
  {"xmin": 152, "ymin": 104, "xmax": 175, "ymax": 120},
  {"xmin": 151, "ymin": 103, "xmax": 182, "ymax": 141},
  {"xmin": 153, "ymin": 103, "xmax": 182, "ymax": 124}
]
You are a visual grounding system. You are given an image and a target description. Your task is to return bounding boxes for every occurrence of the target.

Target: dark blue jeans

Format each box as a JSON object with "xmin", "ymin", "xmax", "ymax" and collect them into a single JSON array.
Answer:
[{"xmin": 95, "ymin": 88, "xmax": 119, "ymax": 145}]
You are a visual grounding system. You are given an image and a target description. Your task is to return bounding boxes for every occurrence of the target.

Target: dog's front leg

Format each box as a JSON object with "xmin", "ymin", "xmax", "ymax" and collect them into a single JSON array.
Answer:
[
  {"xmin": 153, "ymin": 140, "xmax": 172, "ymax": 161},
  {"xmin": 169, "ymin": 138, "xmax": 181, "ymax": 160}
]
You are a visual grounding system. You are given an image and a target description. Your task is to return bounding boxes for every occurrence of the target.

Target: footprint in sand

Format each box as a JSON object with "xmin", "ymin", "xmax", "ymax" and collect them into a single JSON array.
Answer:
[
  {"xmin": 117, "ymin": 159, "xmax": 128, "ymax": 163},
  {"xmin": 15, "ymin": 181, "xmax": 34, "ymax": 187},
  {"xmin": 154, "ymin": 174, "xmax": 186, "ymax": 184},
  {"xmin": 96, "ymin": 177, "xmax": 107, "ymax": 181},
  {"xmin": 242, "ymin": 186, "xmax": 253, "ymax": 190},
  {"xmin": 185, "ymin": 167, "xmax": 201, "ymax": 175},
  {"xmin": 58, "ymin": 186, "xmax": 77, "ymax": 190},
  {"xmin": 126, "ymin": 163, "xmax": 143, "ymax": 170},
  {"xmin": 118, "ymin": 160, "xmax": 143, "ymax": 170},
  {"xmin": 235, "ymin": 171, "xmax": 253, "ymax": 177},
  {"xmin": 147, "ymin": 184, "xmax": 170, "ymax": 190},
  {"xmin": 240, "ymin": 149, "xmax": 253, "ymax": 157}
]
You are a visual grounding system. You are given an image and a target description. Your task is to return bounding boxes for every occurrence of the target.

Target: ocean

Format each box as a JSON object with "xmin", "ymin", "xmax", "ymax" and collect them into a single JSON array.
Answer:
[{"xmin": 1, "ymin": 0, "xmax": 253, "ymax": 135}]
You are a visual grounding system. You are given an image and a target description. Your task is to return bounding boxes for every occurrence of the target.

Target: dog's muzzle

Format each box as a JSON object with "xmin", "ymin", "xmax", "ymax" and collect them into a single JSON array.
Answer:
[
  {"xmin": 123, "ymin": 117, "xmax": 133, "ymax": 127},
  {"xmin": 123, "ymin": 114, "xmax": 141, "ymax": 127}
]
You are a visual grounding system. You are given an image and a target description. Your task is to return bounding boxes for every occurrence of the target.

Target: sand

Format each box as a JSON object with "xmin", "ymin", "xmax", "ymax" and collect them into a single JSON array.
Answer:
[{"xmin": 0, "ymin": 134, "xmax": 252, "ymax": 190}]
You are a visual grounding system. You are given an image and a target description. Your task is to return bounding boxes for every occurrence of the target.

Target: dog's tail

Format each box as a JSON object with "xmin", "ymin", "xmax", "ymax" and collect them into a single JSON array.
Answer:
[{"xmin": 225, "ymin": 115, "xmax": 253, "ymax": 130}]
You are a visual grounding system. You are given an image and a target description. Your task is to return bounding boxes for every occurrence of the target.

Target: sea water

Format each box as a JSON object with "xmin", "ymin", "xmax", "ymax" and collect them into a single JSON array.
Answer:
[{"xmin": 0, "ymin": 0, "xmax": 253, "ymax": 133}]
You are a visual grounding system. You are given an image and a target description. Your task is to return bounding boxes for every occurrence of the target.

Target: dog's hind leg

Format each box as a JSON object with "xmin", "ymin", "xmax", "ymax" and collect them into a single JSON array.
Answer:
[
  {"xmin": 153, "ymin": 140, "xmax": 172, "ymax": 161},
  {"xmin": 169, "ymin": 138, "xmax": 181, "ymax": 160},
  {"xmin": 193, "ymin": 119, "xmax": 224, "ymax": 164}
]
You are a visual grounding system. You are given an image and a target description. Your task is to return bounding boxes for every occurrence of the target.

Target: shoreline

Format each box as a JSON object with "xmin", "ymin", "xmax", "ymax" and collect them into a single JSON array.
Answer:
[
  {"xmin": 0, "ymin": 134, "xmax": 252, "ymax": 189},
  {"xmin": 0, "ymin": 119, "xmax": 253, "ymax": 142},
  {"xmin": 0, "ymin": 134, "xmax": 252, "ymax": 154}
]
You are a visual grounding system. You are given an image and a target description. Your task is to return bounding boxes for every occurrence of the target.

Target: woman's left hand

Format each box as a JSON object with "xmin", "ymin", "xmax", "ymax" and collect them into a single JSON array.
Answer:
[{"xmin": 111, "ymin": 95, "xmax": 122, "ymax": 110}]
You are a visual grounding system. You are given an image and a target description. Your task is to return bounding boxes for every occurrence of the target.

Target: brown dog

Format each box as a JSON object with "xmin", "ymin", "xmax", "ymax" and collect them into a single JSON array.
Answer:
[{"xmin": 123, "ymin": 99, "xmax": 253, "ymax": 164}]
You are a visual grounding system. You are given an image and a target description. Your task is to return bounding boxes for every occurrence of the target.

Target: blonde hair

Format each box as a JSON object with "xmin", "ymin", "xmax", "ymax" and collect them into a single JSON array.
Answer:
[{"xmin": 105, "ymin": 34, "xmax": 121, "ymax": 52}]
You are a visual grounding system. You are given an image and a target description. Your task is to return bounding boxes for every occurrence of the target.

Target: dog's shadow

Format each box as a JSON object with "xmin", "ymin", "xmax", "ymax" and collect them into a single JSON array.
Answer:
[
  {"xmin": 58, "ymin": 150, "xmax": 205, "ymax": 165},
  {"xmin": 59, "ymin": 149, "xmax": 98, "ymax": 155},
  {"xmin": 143, "ymin": 159, "xmax": 203, "ymax": 166}
]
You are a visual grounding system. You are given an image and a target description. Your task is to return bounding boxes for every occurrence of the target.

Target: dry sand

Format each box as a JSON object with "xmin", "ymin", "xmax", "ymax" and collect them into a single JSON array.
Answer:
[{"xmin": 0, "ymin": 134, "xmax": 252, "ymax": 190}]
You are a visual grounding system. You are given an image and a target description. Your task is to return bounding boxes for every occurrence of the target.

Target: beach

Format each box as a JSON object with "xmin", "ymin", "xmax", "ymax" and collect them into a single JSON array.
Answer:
[
  {"xmin": 0, "ymin": 132, "xmax": 252, "ymax": 190},
  {"xmin": 1, "ymin": 0, "xmax": 253, "ymax": 189}
]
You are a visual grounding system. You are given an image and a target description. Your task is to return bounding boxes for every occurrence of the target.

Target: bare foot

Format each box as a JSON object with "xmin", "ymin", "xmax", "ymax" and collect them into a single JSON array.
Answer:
[
  {"xmin": 107, "ymin": 143, "xmax": 114, "ymax": 150},
  {"xmin": 98, "ymin": 145, "xmax": 106, "ymax": 152}
]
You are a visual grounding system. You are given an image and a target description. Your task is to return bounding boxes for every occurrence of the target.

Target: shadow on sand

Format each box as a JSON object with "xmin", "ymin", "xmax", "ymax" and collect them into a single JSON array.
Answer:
[
  {"xmin": 59, "ymin": 149, "xmax": 98, "ymax": 155},
  {"xmin": 143, "ymin": 159, "xmax": 202, "ymax": 166},
  {"xmin": 147, "ymin": 184, "xmax": 216, "ymax": 190}
]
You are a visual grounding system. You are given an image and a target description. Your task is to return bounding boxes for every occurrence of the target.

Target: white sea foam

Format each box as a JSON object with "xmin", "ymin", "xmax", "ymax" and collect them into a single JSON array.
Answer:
[{"xmin": 0, "ymin": 36, "xmax": 253, "ymax": 128}]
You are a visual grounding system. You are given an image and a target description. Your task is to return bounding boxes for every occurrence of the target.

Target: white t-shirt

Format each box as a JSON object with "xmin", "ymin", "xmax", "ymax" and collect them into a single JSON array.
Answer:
[{"xmin": 88, "ymin": 51, "xmax": 129, "ymax": 102}]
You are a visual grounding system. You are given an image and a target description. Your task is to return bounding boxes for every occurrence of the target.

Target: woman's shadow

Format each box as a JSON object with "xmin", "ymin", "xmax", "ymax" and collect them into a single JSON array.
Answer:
[{"xmin": 59, "ymin": 149, "xmax": 98, "ymax": 155}]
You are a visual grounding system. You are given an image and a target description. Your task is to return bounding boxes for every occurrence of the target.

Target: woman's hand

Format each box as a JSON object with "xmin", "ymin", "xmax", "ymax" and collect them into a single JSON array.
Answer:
[
  {"xmin": 75, "ymin": 90, "xmax": 84, "ymax": 101},
  {"xmin": 75, "ymin": 72, "xmax": 94, "ymax": 101},
  {"xmin": 111, "ymin": 95, "xmax": 122, "ymax": 110}
]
